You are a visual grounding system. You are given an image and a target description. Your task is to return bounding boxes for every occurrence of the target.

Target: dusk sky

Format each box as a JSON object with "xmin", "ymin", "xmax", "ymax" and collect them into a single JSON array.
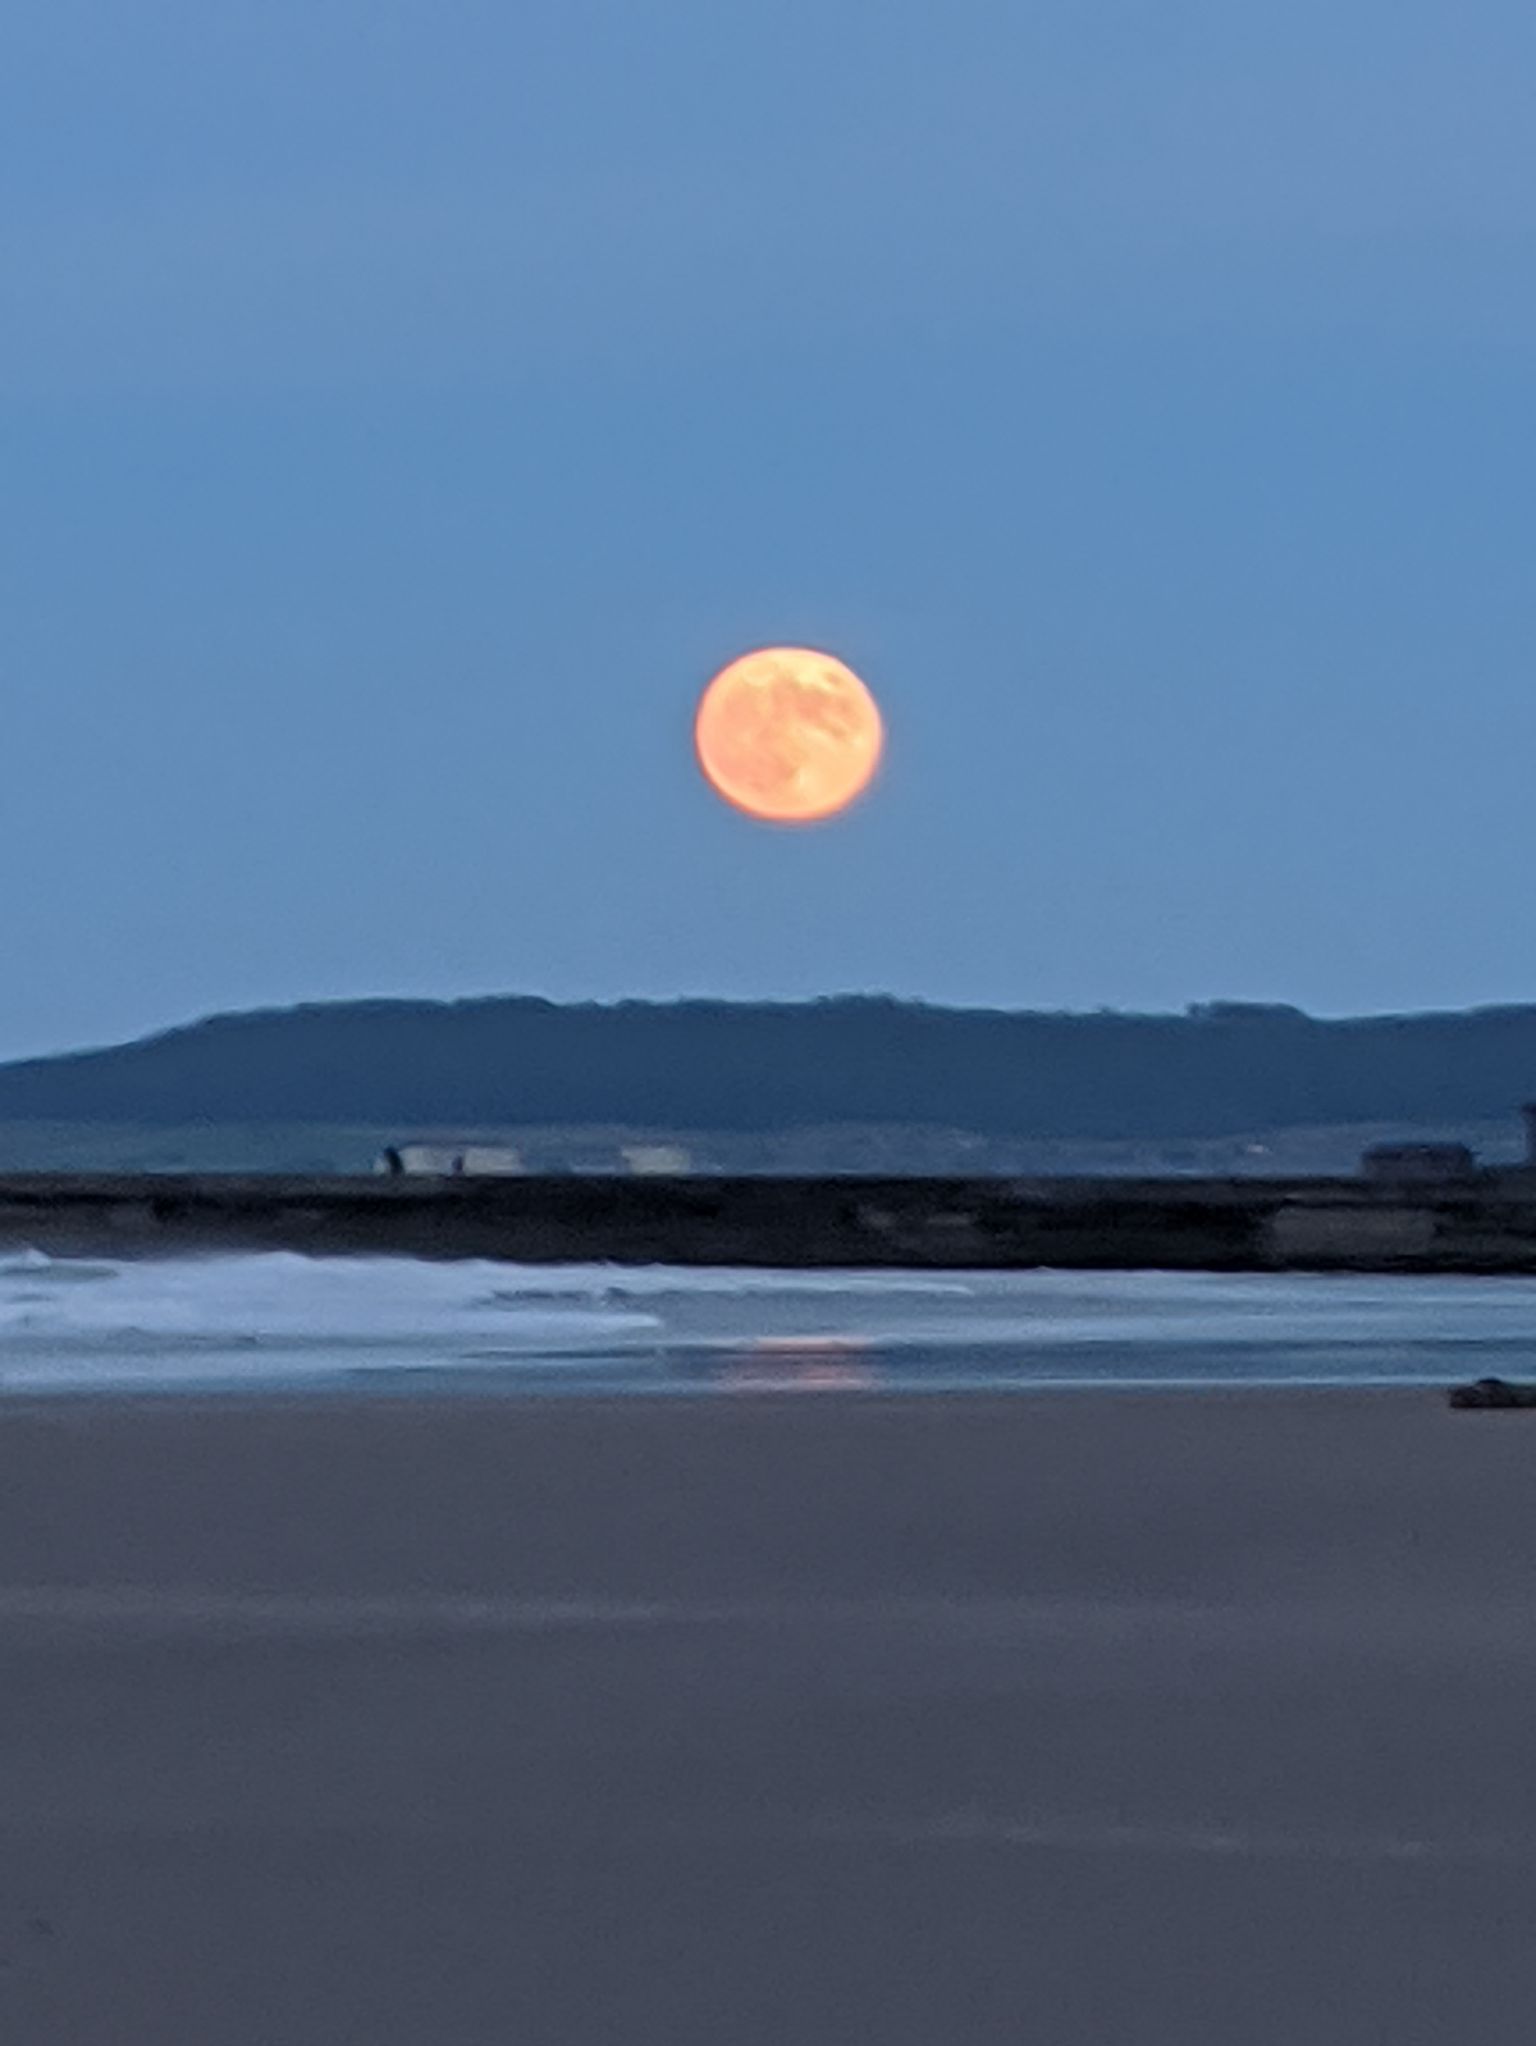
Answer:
[{"xmin": 3, "ymin": 0, "xmax": 1532, "ymax": 1059}]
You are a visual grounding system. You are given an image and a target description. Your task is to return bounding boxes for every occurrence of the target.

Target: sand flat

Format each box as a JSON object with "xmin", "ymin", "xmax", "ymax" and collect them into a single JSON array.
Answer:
[{"xmin": 0, "ymin": 1389, "xmax": 1533, "ymax": 2041}]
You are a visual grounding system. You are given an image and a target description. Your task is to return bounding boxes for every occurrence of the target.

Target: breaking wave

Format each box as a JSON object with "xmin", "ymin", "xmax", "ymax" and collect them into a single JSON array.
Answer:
[{"xmin": 0, "ymin": 1250, "xmax": 1534, "ymax": 1396}]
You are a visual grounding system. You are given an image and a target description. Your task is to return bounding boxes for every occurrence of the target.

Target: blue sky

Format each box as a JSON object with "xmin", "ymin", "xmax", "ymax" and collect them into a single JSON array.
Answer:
[{"xmin": 3, "ymin": 0, "xmax": 1532, "ymax": 1057}]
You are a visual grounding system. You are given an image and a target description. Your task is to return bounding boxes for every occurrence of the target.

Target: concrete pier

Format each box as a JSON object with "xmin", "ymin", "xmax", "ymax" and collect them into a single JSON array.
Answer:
[{"xmin": 3, "ymin": 1171, "xmax": 1536, "ymax": 1271}]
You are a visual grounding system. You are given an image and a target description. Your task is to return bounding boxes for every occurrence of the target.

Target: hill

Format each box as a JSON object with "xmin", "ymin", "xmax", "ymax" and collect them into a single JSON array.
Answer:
[{"xmin": 0, "ymin": 996, "xmax": 1534, "ymax": 1144}]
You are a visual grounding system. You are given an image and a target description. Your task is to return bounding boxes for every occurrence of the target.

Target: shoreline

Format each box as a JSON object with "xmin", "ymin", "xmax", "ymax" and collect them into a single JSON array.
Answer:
[{"xmin": 0, "ymin": 1376, "xmax": 1471, "ymax": 1411}]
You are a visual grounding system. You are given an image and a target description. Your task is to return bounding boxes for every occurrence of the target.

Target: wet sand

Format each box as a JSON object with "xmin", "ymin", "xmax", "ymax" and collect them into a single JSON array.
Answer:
[{"xmin": 0, "ymin": 1388, "xmax": 1534, "ymax": 2041}]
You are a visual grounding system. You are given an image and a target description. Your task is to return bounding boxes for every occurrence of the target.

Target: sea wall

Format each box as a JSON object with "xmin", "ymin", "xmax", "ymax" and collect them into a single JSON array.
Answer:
[{"xmin": 3, "ymin": 1172, "xmax": 1536, "ymax": 1271}]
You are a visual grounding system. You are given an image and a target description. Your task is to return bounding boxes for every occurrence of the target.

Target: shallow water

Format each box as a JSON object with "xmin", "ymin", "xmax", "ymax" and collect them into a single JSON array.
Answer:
[{"xmin": 0, "ymin": 1249, "xmax": 1531, "ymax": 1395}]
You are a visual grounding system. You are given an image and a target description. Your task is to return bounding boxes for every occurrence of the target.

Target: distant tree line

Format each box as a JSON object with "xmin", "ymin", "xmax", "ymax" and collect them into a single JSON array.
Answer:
[{"xmin": 0, "ymin": 996, "xmax": 1533, "ymax": 1140}]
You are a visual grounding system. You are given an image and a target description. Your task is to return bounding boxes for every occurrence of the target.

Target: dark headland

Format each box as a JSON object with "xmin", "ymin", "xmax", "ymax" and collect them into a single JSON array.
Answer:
[
  {"xmin": 5, "ymin": 994, "xmax": 1536, "ymax": 1163},
  {"xmin": 8, "ymin": 993, "xmax": 1536, "ymax": 1267}
]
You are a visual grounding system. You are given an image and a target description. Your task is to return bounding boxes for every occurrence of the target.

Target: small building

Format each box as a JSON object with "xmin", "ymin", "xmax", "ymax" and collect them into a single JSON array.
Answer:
[
  {"xmin": 1360, "ymin": 1141, "xmax": 1477, "ymax": 1184},
  {"xmin": 376, "ymin": 1143, "xmax": 525, "ymax": 1177},
  {"xmin": 620, "ymin": 1144, "xmax": 691, "ymax": 1176}
]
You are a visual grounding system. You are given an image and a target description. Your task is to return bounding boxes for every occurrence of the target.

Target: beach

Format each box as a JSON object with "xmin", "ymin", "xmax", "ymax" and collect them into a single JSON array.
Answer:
[{"xmin": 1, "ymin": 1388, "xmax": 1534, "ymax": 2041}]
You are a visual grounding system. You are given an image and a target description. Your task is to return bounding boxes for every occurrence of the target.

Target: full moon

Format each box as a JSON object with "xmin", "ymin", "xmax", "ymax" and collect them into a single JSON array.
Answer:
[{"xmin": 694, "ymin": 647, "xmax": 884, "ymax": 824}]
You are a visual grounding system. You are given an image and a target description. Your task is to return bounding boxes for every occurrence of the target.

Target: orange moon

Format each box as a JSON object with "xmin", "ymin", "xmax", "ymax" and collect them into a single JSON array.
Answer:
[{"xmin": 694, "ymin": 647, "xmax": 884, "ymax": 823}]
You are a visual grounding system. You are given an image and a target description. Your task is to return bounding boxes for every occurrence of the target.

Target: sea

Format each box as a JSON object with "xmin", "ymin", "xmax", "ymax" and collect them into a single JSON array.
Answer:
[{"xmin": 0, "ymin": 1248, "xmax": 1531, "ymax": 1397}]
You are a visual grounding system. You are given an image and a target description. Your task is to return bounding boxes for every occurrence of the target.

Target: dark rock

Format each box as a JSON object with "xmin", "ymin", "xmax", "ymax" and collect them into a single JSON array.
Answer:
[{"xmin": 1447, "ymin": 1377, "xmax": 1536, "ymax": 1410}]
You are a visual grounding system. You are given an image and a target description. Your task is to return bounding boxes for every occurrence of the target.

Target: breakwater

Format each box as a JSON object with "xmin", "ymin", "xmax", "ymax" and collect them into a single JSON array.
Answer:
[{"xmin": 3, "ymin": 1172, "xmax": 1536, "ymax": 1272}]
